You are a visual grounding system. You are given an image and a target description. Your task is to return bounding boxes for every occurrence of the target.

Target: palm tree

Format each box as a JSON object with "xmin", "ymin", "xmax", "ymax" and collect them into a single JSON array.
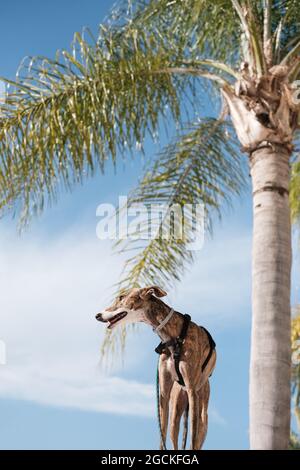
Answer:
[{"xmin": 0, "ymin": 0, "xmax": 300, "ymax": 449}]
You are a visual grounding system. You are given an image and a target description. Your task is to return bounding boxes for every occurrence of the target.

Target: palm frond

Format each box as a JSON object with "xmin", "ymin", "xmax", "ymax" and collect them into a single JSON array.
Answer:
[
  {"xmin": 0, "ymin": 26, "xmax": 188, "ymax": 225},
  {"xmin": 227, "ymin": 0, "xmax": 300, "ymax": 69},
  {"xmin": 271, "ymin": 0, "xmax": 300, "ymax": 64},
  {"xmin": 116, "ymin": 0, "xmax": 241, "ymax": 64},
  {"xmin": 231, "ymin": 0, "xmax": 266, "ymax": 75},
  {"xmin": 0, "ymin": 0, "xmax": 244, "ymax": 226},
  {"xmin": 100, "ymin": 117, "xmax": 246, "ymax": 357},
  {"xmin": 263, "ymin": 0, "xmax": 272, "ymax": 64},
  {"xmin": 116, "ymin": 118, "xmax": 246, "ymax": 291}
]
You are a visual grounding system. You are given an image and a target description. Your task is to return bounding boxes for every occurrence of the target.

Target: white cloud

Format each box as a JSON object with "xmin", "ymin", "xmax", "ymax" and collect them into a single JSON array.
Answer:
[
  {"xmin": 0, "ymin": 362, "xmax": 155, "ymax": 417},
  {"xmin": 0, "ymin": 229, "xmax": 154, "ymax": 416},
  {"xmin": 0, "ymin": 225, "xmax": 250, "ymax": 420}
]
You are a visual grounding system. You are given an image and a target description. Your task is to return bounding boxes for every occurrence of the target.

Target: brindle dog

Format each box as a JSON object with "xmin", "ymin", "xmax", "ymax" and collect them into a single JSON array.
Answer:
[{"xmin": 95, "ymin": 286, "xmax": 216, "ymax": 450}]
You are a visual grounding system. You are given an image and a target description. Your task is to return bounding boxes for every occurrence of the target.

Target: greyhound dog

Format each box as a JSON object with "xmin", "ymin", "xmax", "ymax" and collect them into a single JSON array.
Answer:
[{"xmin": 95, "ymin": 286, "xmax": 216, "ymax": 450}]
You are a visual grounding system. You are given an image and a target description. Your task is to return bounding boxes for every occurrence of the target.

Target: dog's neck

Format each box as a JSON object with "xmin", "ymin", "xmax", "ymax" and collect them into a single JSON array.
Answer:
[{"xmin": 144, "ymin": 302, "xmax": 183, "ymax": 341}]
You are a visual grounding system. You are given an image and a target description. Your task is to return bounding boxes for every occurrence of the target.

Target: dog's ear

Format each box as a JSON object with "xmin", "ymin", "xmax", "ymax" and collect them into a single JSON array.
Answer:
[{"xmin": 140, "ymin": 286, "xmax": 167, "ymax": 299}]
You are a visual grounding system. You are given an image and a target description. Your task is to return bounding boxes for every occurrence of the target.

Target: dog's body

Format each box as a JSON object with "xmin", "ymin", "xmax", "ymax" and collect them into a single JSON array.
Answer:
[{"xmin": 96, "ymin": 286, "xmax": 216, "ymax": 450}]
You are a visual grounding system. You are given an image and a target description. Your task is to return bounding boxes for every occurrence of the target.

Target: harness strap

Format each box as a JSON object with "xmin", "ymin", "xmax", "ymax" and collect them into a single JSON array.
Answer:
[
  {"xmin": 174, "ymin": 354, "xmax": 185, "ymax": 386},
  {"xmin": 201, "ymin": 326, "xmax": 216, "ymax": 372},
  {"xmin": 155, "ymin": 314, "xmax": 216, "ymax": 386},
  {"xmin": 155, "ymin": 313, "xmax": 191, "ymax": 386},
  {"xmin": 178, "ymin": 313, "xmax": 191, "ymax": 343},
  {"xmin": 173, "ymin": 314, "xmax": 191, "ymax": 386}
]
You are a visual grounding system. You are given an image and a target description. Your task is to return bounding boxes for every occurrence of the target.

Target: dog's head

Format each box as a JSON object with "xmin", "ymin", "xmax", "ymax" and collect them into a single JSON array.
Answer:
[{"xmin": 95, "ymin": 286, "xmax": 167, "ymax": 330}]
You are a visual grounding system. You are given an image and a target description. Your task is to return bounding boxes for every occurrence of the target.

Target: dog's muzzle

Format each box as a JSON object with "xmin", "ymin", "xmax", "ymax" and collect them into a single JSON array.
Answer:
[{"xmin": 95, "ymin": 310, "xmax": 128, "ymax": 329}]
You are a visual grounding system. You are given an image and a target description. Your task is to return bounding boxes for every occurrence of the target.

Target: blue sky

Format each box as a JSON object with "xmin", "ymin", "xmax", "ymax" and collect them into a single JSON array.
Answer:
[{"xmin": 0, "ymin": 0, "xmax": 297, "ymax": 450}]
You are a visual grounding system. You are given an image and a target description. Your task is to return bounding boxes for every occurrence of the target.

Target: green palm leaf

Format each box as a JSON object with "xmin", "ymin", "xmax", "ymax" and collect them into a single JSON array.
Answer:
[
  {"xmin": 0, "ymin": 0, "xmax": 243, "ymax": 226},
  {"xmin": 1, "ymin": 1, "xmax": 300, "ymax": 227},
  {"xmin": 272, "ymin": 0, "xmax": 300, "ymax": 63},
  {"xmin": 0, "ymin": 26, "xmax": 187, "ymax": 225},
  {"xmin": 117, "ymin": 118, "xmax": 246, "ymax": 289},
  {"xmin": 101, "ymin": 118, "xmax": 246, "ymax": 356}
]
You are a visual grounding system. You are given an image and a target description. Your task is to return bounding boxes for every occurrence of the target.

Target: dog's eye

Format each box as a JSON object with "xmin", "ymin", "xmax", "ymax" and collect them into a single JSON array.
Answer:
[{"xmin": 118, "ymin": 290, "xmax": 129, "ymax": 302}]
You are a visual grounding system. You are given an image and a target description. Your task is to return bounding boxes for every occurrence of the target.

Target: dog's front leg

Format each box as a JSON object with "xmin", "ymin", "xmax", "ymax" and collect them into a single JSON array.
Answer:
[
  {"xmin": 158, "ymin": 355, "xmax": 173, "ymax": 450},
  {"xmin": 169, "ymin": 382, "xmax": 188, "ymax": 450}
]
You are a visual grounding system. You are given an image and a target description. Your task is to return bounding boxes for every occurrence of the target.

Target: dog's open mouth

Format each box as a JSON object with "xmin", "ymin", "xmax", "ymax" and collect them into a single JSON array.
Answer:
[{"xmin": 107, "ymin": 311, "xmax": 128, "ymax": 329}]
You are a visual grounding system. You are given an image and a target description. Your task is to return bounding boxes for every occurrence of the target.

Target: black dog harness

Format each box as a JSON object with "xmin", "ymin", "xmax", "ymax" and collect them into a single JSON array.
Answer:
[{"xmin": 155, "ymin": 313, "xmax": 216, "ymax": 386}]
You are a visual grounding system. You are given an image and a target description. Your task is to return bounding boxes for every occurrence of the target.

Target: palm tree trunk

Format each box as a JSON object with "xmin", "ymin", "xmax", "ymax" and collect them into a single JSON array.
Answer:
[{"xmin": 249, "ymin": 144, "xmax": 292, "ymax": 449}]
